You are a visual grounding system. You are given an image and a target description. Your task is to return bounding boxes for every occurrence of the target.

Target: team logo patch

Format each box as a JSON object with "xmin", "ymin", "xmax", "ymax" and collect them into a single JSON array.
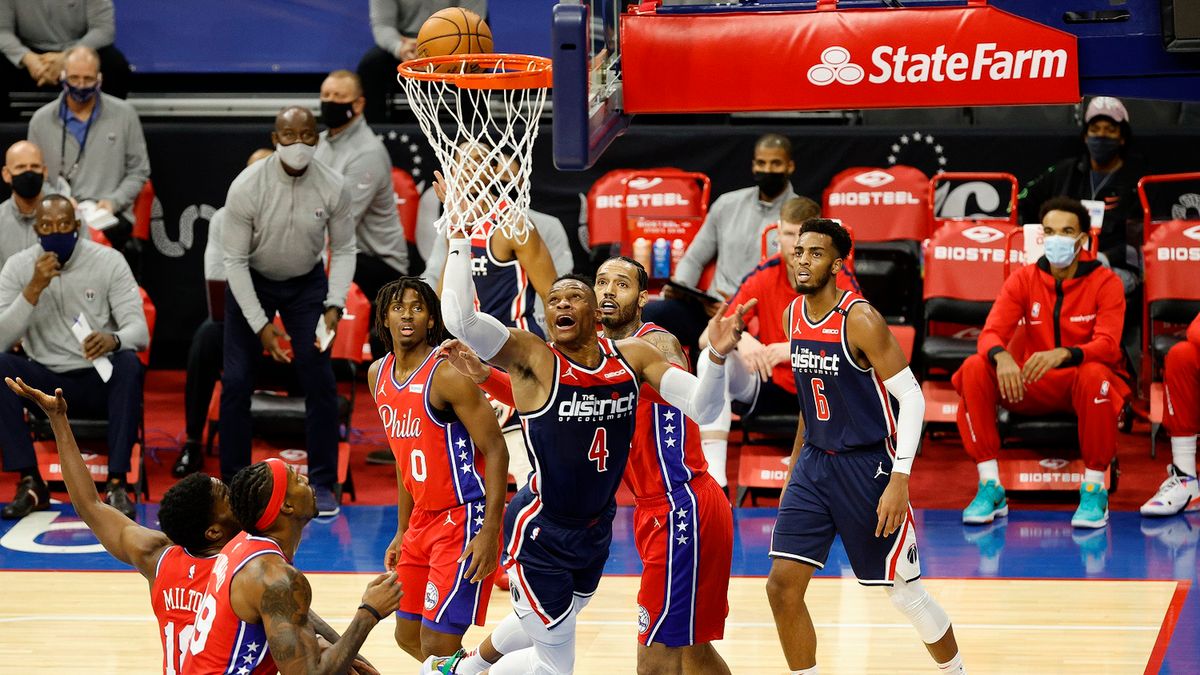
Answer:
[
  {"xmin": 1031, "ymin": 302, "xmax": 1041, "ymax": 318},
  {"xmin": 84, "ymin": 288, "xmax": 97, "ymax": 302},
  {"xmin": 1100, "ymin": 380, "xmax": 1110, "ymax": 396},
  {"xmin": 510, "ymin": 583, "xmax": 521, "ymax": 605},
  {"xmin": 424, "ymin": 581, "xmax": 439, "ymax": 611},
  {"xmin": 314, "ymin": 208, "xmax": 326, "ymax": 220},
  {"xmin": 637, "ymin": 605, "xmax": 650, "ymax": 634},
  {"xmin": 906, "ymin": 543, "xmax": 918, "ymax": 565}
]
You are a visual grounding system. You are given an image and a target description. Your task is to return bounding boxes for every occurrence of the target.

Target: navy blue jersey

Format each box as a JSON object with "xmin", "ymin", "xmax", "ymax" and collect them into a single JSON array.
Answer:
[
  {"xmin": 470, "ymin": 219, "xmax": 543, "ymax": 339},
  {"xmin": 518, "ymin": 339, "xmax": 638, "ymax": 524},
  {"xmin": 787, "ymin": 291, "xmax": 898, "ymax": 452}
]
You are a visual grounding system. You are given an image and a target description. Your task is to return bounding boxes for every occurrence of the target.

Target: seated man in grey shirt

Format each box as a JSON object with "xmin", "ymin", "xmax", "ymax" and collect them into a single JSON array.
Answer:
[
  {"xmin": 220, "ymin": 107, "xmax": 356, "ymax": 517},
  {"xmin": 27, "ymin": 46, "xmax": 149, "ymax": 273},
  {"xmin": 0, "ymin": 194, "xmax": 148, "ymax": 521},
  {"xmin": 356, "ymin": 0, "xmax": 487, "ymax": 122},
  {"xmin": 0, "ymin": 140, "xmax": 53, "ymax": 268},
  {"xmin": 0, "ymin": 0, "xmax": 130, "ymax": 118}
]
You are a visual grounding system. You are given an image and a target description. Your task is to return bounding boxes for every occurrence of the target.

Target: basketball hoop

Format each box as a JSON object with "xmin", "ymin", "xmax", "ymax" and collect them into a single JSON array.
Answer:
[{"xmin": 398, "ymin": 54, "xmax": 552, "ymax": 242}]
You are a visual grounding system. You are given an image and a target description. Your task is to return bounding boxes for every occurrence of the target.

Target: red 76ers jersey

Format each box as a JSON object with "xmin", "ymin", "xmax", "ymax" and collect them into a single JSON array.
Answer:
[
  {"xmin": 151, "ymin": 546, "xmax": 217, "ymax": 675},
  {"xmin": 374, "ymin": 350, "xmax": 486, "ymax": 512}
]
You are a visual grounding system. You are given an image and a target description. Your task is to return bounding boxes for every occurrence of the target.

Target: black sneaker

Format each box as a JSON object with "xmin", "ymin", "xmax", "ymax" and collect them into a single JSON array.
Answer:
[
  {"xmin": 2, "ymin": 476, "xmax": 50, "ymax": 520},
  {"xmin": 314, "ymin": 485, "xmax": 340, "ymax": 518},
  {"xmin": 106, "ymin": 481, "xmax": 136, "ymax": 520},
  {"xmin": 172, "ymin": 441, "xmax": 205, "ymax": 478}
]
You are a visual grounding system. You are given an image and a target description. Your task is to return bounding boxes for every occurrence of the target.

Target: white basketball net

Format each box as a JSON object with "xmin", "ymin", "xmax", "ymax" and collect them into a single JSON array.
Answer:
[{"xmin": 398, "ymin": 57, "xmax": 550, "ymax": 243}]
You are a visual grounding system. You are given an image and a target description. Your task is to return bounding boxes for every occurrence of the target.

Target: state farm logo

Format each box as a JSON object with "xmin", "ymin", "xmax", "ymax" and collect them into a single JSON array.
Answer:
[
  {"xmin": 961, "ymin": 225, "xmax": 1005, "ymax": 244},
  {"xmin": 808, "ymin": 43, "xmax": 1069, "ymax": 86},
  {"xmin": 853, "ymin": 170, "xmax": 895, "ymax": 188},
  {"xmin": 807, "ymin": 47, "xmax": 864, "ymax": 86},
  {"xmin": 628, "ymin": 177, "xmax": 663, "ymax": 190}
]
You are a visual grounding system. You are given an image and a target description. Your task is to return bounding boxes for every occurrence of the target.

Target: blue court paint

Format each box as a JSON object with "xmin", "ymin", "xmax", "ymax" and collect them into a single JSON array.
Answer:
[{"xmin": 2, "ymin": 506, "xmax": 1196, "ymax": 669}]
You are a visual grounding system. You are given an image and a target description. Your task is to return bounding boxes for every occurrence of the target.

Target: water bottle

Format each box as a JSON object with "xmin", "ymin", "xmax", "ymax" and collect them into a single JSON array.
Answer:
[{"xmin": 652, "ymin": 238, "xmax": 670, "ymax": 279}]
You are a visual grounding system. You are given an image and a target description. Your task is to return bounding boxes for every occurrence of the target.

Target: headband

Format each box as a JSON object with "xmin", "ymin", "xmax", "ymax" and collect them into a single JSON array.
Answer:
[{"xmin": 254, "ymin": 458, "xmax": 289, "ymax": 531}]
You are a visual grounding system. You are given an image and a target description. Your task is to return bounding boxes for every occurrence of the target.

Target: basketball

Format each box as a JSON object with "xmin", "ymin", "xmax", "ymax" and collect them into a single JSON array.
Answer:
[{"xmin": 416, "ymin": 7, "xmax": 493, "ymax": 60}]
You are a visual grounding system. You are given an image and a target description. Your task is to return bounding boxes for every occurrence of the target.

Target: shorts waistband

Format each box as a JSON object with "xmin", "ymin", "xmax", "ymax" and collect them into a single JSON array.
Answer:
[
  {"xmin": 806, "ymin": 440, "xmax": 893, "ymax": 456},
  {"xmin": 634, "ymin": 472, "xmax": 719, "ymax": 508},
  {"xmin": 538, "ymin": 507, "xmax": 613, "ymax": 529}
]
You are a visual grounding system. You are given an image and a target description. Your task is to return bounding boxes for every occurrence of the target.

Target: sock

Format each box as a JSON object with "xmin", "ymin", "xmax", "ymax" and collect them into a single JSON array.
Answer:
[
  {"xmin": 1171, "ymin": 436, "xmax": 1197, "ymax": 476},
  {"xmin": 702, "ymin": 439, "xmax": 728, "ymax": 488},
  {"xmin": 1084, "ymin": 469, "xmax": 1106, "ymax": 485},
  {"xmin": 791, "ymin": 667, "xmax": 818, "ymax": 674},
  {"xmin": 108, "ymin": 474, "xmax": 128, "ymax": 488},
  {"xmin": 937, "ymin": 651, "xmax": 965, "ymax": 673},
  {"xmin": 454, "ymin": 649, "xmax": 493, "ymax": 675},
  {"xmin": 19, "ymin": 467, "xmax": 40, "ymax": 482},
  {"xmin": 976, "ymin": 460, "xmax": 999, "ymax": 484}
]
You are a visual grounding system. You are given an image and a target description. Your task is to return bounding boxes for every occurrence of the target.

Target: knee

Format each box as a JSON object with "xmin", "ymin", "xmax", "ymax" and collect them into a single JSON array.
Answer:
[
  {"xmin": 1166, "ymin": 341, "xmax": 1199, "ymax": 374},
  {"xmin": 765, "ymin": 566, "xmax": 803, "ymax": 607},
  {"xmin": 1075, "ymin": 362, "xmax": 1116, "ymax": 394},
  {"xmin": 109, "ymin": 350, "xmax": 143, "ymax": 380},
  {"xmin": 886, "ymin": 579, "xmax": 950, "ymax": 644},
  {"xmin": 955, "ymin": 353, "xmax": 990, "ymax": 383},
  {"xmin": 420, "ymin": 631, "xmax": 463, "ymax": 661},
  {"xmin": 393, "ymin": 622, "xmax": 423, "ymax": 659}
]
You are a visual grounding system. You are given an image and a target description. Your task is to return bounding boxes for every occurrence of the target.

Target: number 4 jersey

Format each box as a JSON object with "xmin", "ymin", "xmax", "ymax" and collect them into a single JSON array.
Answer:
[
  {"xmin": 788, "ymin": 291, "xmax": 898, "ymax": 452},
  {"xmin": 152, "ymin": 545, "xmax": 217, "ymax": 675}
]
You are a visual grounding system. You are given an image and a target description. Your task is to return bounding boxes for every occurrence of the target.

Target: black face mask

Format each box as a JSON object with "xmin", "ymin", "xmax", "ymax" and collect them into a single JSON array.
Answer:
[
  {"xmin": 64, "ymin": 81, "xmax": 100, "ymax": 103},
  {"xmin": 9, "ymin": 170, "xmax": 44, "ymax": 199},
  {"xmin": 753, "ymin": 171, "xmax": 790, "ymax": 199},
  {"xmin": 1086, "ymin": 136, "xmax": 1121, "ymax": 166},
  {"xmin": 320, "ymin": 100, "xmax": 355, "ymax": 128}
]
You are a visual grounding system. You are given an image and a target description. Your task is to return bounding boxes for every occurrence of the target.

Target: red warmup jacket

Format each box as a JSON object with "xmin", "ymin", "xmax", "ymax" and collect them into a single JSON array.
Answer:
[
  {"xmin": 978, "ymin": 258, "xmax": 1127, "ymax": 378},
  {"xmin": 1189, "ymin": 314, "xmax": 1200, "ymax": 348}
]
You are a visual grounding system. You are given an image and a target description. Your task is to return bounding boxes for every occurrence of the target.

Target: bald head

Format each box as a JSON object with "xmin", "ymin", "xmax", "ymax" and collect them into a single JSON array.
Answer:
[
  {"xmin": 5, "ymin": 141, "xmax": 43, "ymax": 170},
  {"xmin": 63, "ymin": 46, "xmax": 101, "ymax": 81},
  {"xmin": 273, "ymin": 106, "xmax": 318, "ymax": 150}
]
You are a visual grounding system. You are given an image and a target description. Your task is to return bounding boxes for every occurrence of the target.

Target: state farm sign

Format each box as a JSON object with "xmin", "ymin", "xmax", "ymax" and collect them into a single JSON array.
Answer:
[{"xmin": 623, "ymin": 2, "xmax": 1080, "ymax": 113}]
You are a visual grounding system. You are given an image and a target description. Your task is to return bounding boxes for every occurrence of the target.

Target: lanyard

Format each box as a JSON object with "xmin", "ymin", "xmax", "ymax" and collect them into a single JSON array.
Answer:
[
  {"xmin": 1089, "ymin": 170, "xmax": 1115, "ymax": 200},
  {"xmin": 58, "ymin": 98, "xmax": 97, "ymax": 183}
]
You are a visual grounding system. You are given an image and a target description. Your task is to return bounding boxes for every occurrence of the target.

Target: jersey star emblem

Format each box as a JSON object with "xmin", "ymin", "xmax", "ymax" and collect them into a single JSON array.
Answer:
[
  {"xmin": 456, "ymin": 438, "xmax": 467, "ymax": 448},
  {"xmin": 459, "ymin": 451, "xmax": 469, "ymax": 461},
  {"xmin": 663, "ymin": 424, "xmax": 675, "ymax": 434},
  {"xmin": 664, "ymin": 438, "xmax": 676, "ymax": 448},
  {"xmin": 676, "ymin": 520, "xmax": 688, "ymax": 531},
  {"xmin": 662, "ymin": 410, "xmax": 675, "ymax": 421},
  {"xmin": 676, "ymin": 534, "xmax": 689, "ymax": 545},
  {"xmin": 475, "ymin": 503, "xmax": 485, "ymax": 512},
  {"xmin": 475, "ymin": 516, "xmax": 484, "ymax": 526},
  {"xmin": 243, "ymin": 654, "xmax": 254, "ymax": 664},
  {"xmin": 246, "ymin": 642, "xmax": 259, "ymax": 652},
  {"xmin": 676, "ymin": 508, "xmax": 688, "ymax": 519},
  {"xmin": 237, "ymin": 668, "xmax": 250, "ymax": 675},
  {"xmin": 460, "ymin": 463, "xmax": 473, "ymax": 474}
]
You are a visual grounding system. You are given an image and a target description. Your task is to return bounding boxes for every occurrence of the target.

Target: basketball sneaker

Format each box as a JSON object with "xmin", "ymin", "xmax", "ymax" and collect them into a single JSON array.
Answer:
[
  {"xmin": 1139, "ymin": 465, "xmax": 1200, "ymax": 517},
  {"xmin": 1071, "ymin": 481, "xmax": 1109, "ymax": 529},
  {"xmin": 962, "ymin": 480, "xmax": 1008, "ymax": 524},
  {"xmin": 421, "ymin": 649, "xmax": 465, "ymax": 675}
]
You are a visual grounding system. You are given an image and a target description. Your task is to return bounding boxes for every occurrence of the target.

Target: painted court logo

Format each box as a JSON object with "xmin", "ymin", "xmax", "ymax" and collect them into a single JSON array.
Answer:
[{"xmin": 807, "ymin": 47, "xmax": 864, "ymax": 86}]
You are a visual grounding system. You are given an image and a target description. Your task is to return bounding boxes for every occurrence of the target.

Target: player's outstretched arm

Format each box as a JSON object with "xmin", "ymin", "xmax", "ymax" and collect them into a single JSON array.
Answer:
[
  {"xmin": 509, "ymin": 225, "xmax": 557, "ymax": 304},
  {"xmin": 4, "ymin": 377, "xmax": 168, "ymax": 579},
  {"xmin": 252, "ymin": 558, "xmax": 401, "ymax": 675},
  {"xmin": 434, "ymin": 365, "xmax": 509, "ymax": 583}
]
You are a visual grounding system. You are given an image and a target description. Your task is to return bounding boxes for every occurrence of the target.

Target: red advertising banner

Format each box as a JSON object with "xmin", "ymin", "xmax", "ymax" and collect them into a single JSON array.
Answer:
[
  {"xmin": 998, "ymin": 451, "xmax": 1112, "ymax": 492},
  {"xmin": 36, "ymin": 441, "xmax": 143, "ymax": 486},
  {"xmin": 622, "ymin": 1, "xmax": 1080, "ymax": 113}
]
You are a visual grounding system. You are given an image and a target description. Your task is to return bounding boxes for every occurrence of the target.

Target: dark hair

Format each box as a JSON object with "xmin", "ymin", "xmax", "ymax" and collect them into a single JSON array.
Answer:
[
  {"xmin": 603, "ymin": 256, "xmax": 648, "ymax": 292},
  {"xmin": 1038, "ymin": 196, "xmax": 1092, "ymax": 232},
  {"xmin": 158, "ymin": 473, "xmax": 218, "ymax": 553},
  {"xmin": 554, "ymin": 272, "xmax": 595, "ymax": 290},
  {"xmin": 781, "ymin": 196, "xmax": 821, "ymax": 225},
  {"xmin": 229, "ymin": 463, "xmax": 274, "ymax": 535},
  {"xmin": 374, "ymin": 277, "xmax": 446, "ymax": 352},
  {"xmin": 799, "ymin": 218, "xmax": 853, "ymax": 258},
  {"xmin": 756, "ymin": 133, "xmax": 793, "ymax": 158}
]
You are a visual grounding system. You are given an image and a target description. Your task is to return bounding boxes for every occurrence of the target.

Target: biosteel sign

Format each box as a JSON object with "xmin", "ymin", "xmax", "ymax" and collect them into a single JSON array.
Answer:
[{"xmin": 623, "ymin": 1, "xmax": 1080, "ymax": 113}]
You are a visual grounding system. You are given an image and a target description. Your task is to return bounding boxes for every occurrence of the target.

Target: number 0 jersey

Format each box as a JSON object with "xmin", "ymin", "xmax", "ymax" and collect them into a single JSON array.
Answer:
[
  {"xmin": 788, "ymin": 291, "xmax": 897, "ymax": 452},
  {"xmin": 151, "ymin": 545, "xmax": 217, "ymax": 675},
  {"xmin": 519, "ymin": 339, "xmax": 639, "ymax": 524},
  {"xmin": 373, "ymin": 350, "xmax": 486, "ymax": 512}
]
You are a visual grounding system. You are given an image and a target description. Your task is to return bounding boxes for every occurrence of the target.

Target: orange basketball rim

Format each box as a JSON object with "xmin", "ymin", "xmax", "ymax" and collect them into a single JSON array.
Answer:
[{"xmin": 398, "ymin": 54, "xmax": 553, "ymax": 90}]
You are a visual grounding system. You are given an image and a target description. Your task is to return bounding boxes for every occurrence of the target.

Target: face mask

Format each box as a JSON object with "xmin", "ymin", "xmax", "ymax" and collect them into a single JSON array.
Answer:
[
  {"xmin": 1043, "ymin": 234, "xmax": 1080, "ymax": 269},
  {"xmin": 753, "ymin": 171, "xmax": 790, "ymax": 199},
  {"xmin": 1086, "ymin": 136, "xmax": 1120, "ymax": 166},
  {"xmin": 39, "ymin": 230, "xmax": 78, "ymax": 264},
  {"xmin": 320, "ymin": 100, "xmax": 355, "ymax": 128},
  {"xmin": 64, "ymin": 81, "xmax": 100, "ymax": 103},
  {"xmin": 276, "ymin": 141, "xmax": 316, "ymax": 170},
  {"xmin": 9, "ymin": 171, "xmax": 44, "ymax": 199}
]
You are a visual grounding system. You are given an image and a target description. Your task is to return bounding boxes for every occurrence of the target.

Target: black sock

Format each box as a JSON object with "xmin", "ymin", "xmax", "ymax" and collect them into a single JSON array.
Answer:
[
  {"xmin": 108, "ymin": 473, "xmax": 127, "ymax": 488},
  {"xmin": 19, "ymin": 467, "xmax": 41, "ymax": 482}
]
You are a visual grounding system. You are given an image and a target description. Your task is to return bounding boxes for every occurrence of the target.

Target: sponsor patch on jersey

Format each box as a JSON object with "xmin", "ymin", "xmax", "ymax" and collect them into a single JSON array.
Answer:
[
  {"xmin": 424, "ymin": 581, "xmax": 439, "ymax": 611},
  {"xmin": 637, "ymin": 605, "xmax": 650, "ymax": 634},
  {"xmin": 409, "ymin": 384, "xmax": 424, "ymax": 394}
]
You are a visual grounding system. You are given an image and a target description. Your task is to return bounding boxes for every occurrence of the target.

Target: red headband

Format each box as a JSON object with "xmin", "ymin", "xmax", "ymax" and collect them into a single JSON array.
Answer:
[{"xmin": 255, "ymin": 459, "xmax": 289, "ymax": 531}]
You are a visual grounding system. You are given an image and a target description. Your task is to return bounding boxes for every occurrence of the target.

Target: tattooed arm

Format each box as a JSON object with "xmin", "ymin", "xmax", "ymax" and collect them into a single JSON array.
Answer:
[
  {"xmin": 248, "ymin": 558, "xmax": 401, "ymax": 675},
  {"xmin": 635, "ymin": 330, "xmax": 689, "ymax": 370}
]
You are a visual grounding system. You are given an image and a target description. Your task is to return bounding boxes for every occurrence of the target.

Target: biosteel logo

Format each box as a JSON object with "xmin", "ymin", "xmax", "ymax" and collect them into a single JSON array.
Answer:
[
  {"xmin": 961, "ymin": 226, "xmax": 1006, "ymax": 244},
  {"xmin": 807, "ymin": 43, "xmax": 1069, "ymax": 87},
  {"xmin": 853, "ymin": 171, "xmax": 895, "ymax": 188}
]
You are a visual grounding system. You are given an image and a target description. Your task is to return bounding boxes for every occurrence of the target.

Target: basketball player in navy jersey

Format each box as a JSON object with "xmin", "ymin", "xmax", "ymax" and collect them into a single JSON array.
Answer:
[
  {"xmin": 433, "ymin": 232, "xmax": 748, "ymax": 675},
  {"xmin": 764, "ymin": 219, "xmax": 966, "ymax": 675}
]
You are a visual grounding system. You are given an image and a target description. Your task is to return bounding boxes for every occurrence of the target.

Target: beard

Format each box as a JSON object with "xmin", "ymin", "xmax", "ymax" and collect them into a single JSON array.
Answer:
[
  {"xmin": 598, "ymin": 305, "xmax": 637, "ymax": 331},
  {"xmin": 794, "ymin": 269, "xmax": 833, "ymax": 295}
]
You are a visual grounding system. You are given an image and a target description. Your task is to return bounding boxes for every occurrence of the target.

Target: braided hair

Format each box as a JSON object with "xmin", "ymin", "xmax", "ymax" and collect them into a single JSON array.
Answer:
[
  {"xmin": 374, "ymin": 276, "xmax": 447, "ymax": 353},
  {"xmin": 158, "ymin": 473, "xmax": 217, "ymax": 552},
  {"xmin": 228, "ymin": 463, "xmax": 275, "ymax": 535}
]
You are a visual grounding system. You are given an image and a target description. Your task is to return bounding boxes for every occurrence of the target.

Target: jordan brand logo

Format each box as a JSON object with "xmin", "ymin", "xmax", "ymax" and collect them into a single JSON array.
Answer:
[
  {"xmin": 874, "ymin": 462, "xmax": 889, "ymax": 479},
  {"xmin": 444, "ymin": 512, "xmax": 456, "ymax": 527}
]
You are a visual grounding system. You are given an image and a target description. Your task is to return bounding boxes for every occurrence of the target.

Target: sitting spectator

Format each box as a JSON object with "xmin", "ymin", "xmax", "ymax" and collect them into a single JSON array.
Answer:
[
  {"xmin": 357, "ymin": 0, "xmax": 488, "ymax": 123},
  {"xmin": 1141, "ymin": 313, "xmax": 1200, "ymax": 516},
  {"xmin": 0, "ymin": 194, "xmax": 147, "ymax": 520},
  {"xmin": 27, "ymin": 45, "xmax": 149, "ymax": 273},
  {"xmin": 0, "ymin": 0, "xmax": 130, "ymax": 118},
  {"xmin": 1, "ymin": 140, "xmax": 58, "ymax": 267},
  {"xmin": 220, "ymin": 107, "xmax": 356, "ymax": 517},
  {"xmin": 695, "ymin": 196, "xmax": 819, "ymax": 487},
  {"xmin": 955, "ymin": 196, "xmax": 1128, "ymax": 529},
  {"xmin": 172, "ymin": 148, "xmax": 273, "ymax": 478},
  {"xmin": 643, "ymin": 133, "xmax": 796, "ymax": 358}
]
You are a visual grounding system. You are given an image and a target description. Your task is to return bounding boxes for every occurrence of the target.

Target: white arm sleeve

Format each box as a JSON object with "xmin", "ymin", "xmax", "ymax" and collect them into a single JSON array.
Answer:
[
  {"xmin": 442, "ymin": 238, "xmax": 511, "ymax": 361},
  {"xmin": 658, "ymin": 355, "xmax": 727, "ymax": 426},
  {"xmin": 882, "ymin": 367, "xmax": 924, "ymax": 475}
]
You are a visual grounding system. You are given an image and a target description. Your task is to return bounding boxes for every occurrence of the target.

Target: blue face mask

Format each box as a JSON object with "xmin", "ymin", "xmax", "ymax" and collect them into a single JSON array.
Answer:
[
  {"xmin": 1043, "ymin": 234, "xmax": 1080, "ymax": 269},
  {"xmin": 39, "ymin": 230, "xmax": 79, "ymax": 264},
  {"xmin": 64, "ymin": 81, "xmax": 100, "ymax": 103}
]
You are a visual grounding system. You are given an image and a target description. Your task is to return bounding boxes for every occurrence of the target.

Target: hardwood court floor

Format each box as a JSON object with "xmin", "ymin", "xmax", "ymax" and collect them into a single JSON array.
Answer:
[{"xmin": 0, "ymin": 571, "xmax": 1175, "ymax": 674}]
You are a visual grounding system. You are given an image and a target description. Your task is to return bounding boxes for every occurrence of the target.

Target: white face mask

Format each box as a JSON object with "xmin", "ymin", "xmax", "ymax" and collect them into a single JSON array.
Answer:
[{"xmin": 276, "ymin": 141, "xmax": 316, "ymax": 170}]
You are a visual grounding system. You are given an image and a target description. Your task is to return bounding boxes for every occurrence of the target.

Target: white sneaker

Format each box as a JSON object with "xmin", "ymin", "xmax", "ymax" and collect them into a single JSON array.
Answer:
[{"xmin": 1140, "ymin": 465, "xmax": 1200, "ymax": 517}]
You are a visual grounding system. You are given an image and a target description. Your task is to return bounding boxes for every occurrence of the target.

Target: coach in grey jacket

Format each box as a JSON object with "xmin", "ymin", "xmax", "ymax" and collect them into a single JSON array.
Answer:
[
  {"xmin": 27, "ymin": 46, "xmax": 148, "ymax": 261},
  {"xmin": 0, "ymin": 195, "xmax": 147, "ymax": 521},
  {"xmin": 220, "ymin": 107, "xmax": 357, "ymax": 516}
]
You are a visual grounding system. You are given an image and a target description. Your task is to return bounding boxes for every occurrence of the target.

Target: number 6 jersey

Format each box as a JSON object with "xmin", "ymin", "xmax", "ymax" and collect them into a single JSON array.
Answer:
[{"xmin": 788, "ymin": 291, "xmax": 898, "ymax": 452}]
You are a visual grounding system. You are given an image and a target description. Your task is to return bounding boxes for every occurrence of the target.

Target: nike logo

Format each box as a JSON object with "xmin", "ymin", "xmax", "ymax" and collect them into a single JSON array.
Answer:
[
  {"xmin": 1029, "ymin": 320, "xmax": 1043, "ymax": 325},
  {"xmin": 874, "ymin": 462, "xmax": 889, "ymax": 479},
  {"xmin": 1093, "ymin": 397, "xmax": 1109, "ymax": 404},
  {"xmin": 356, "ymin": 182, "xmax": 370, "ymax": 190}
]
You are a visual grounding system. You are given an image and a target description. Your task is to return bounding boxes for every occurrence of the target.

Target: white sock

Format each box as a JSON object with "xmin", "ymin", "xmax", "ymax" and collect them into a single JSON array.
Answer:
[
  {"xmin": 1084, "ymin": 469, "xmax": 1106, "ymax": 485},
  {"xmin": 454, "ymin": 649, "xmax": 493, "ymax": 675},
  {"xmin": 454, "ymin": 613, "xmax": 529, "ymax": 675},
  {"xmin": 976, "ymin": 460, "xmax": 999, "ymax": 484},
  {"xmin": 791, "ymin": 668, "xmax": 818, "ymax": 675},
  {"xmin": 937, "ymin": 651, "xmax": 965, "ymax": 673},
  {"xmin": 702, "ymin": 439, "xmax": 729, "ymax": 488},
  {"xmin": 1171, "ymin": 436, "xmax": 1198, "ymax": 476}
]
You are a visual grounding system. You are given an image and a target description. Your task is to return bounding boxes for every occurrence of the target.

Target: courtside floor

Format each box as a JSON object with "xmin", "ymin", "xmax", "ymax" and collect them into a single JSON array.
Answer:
[{"xmin": 0, "ymin": 507, "xmax": 1195, "ymax": 674}]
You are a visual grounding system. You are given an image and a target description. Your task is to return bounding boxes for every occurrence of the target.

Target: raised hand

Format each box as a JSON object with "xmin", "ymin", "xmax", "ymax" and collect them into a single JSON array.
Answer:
[
  {"xmin": 438, "ymin": 339, "xmax": 490, "ymax": 384},
  {"xmin": 705, "ymin": 299, "xmax": 758, "ymax": 358},
  {"xmin": 360, "ymin": 571, "xmax": 403, "ymax": 620},
  {"xmin": 5, "ymin": 378, "xmax": 67, "ymax": 418}
]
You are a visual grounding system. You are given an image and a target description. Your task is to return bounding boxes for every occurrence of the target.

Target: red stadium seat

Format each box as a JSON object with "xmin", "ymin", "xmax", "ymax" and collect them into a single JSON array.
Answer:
[
  {"xmin": 392, "ymin": 167, "xmax": 420, "ymax": 245},
  {"xmin": 132, "ymin": 181, "xmax": 155, "ymax": 243}
]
